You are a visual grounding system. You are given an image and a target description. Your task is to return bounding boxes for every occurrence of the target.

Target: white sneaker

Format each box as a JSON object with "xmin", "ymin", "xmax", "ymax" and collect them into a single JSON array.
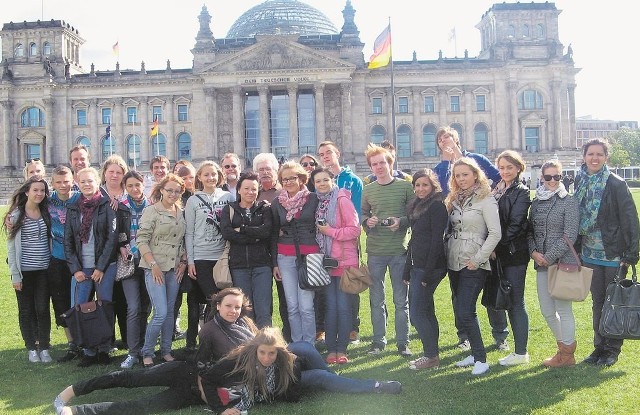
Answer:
[
  {"xmin": 120, "ymin": 355, "xmax": 139, "ymax": 369},
  {"xmin": 471, "ymin": 361, "xmax": 490, "ymax": 375},
  {"xmin": 28, "ymin": 350, "xmax": 40, "ymax": 363},
  {"xmin": 455, "ymin": 355, "xmax": 475, "ymax": 367},
  {"xmin": 499, "ymin": 352, "xmax": 530, "ymax": 366},
  {"xmin": 39, "ymin": 349, "xmax": 52, "ymax": 363}
]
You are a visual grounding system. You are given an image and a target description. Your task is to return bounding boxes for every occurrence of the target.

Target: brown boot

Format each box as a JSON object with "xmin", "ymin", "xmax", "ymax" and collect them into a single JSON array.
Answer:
[
  {"xmin": 542, "ymin": 341, "xmax": 562, "ymax": 367},
  {"xmin": 543, "ymin": 341, "xmax": 576, "ymax": 368}
]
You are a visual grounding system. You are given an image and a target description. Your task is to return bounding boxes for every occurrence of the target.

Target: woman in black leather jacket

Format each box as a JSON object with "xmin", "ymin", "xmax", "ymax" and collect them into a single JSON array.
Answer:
[
  {"xmin": 575, "ymin": 138, "xmax": 640, "ymax": 367},
  {"xmin": 492, "ymin": 150, "xmax": 531, "ymax": 367}
]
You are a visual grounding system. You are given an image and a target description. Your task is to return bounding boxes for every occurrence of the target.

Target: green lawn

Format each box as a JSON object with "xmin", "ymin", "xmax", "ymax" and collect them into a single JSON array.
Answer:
[{"xmin": 1, "ymin": 190, "xmax": 639, "ymax": 414}]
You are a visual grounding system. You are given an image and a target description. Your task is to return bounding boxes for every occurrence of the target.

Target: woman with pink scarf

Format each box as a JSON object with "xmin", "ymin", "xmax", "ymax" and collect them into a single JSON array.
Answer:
[{"xmin": 271, "ymin": 161, "xmax": 320, "ymax": 343}]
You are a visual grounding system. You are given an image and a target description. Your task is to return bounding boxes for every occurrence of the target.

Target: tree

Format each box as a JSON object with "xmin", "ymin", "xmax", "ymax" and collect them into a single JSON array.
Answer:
[
  {"xmin": 608, "ymin": 141, "xmax": 630, "ymax": 168},
  {"xmin": 611, "ymin": 128, "xmax": 640, "ymax": 166}
]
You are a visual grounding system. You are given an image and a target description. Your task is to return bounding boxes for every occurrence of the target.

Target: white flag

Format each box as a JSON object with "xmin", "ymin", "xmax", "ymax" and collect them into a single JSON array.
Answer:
[{"xmin": 448, "ymin": 27, "xmax": 456, "ymax": 42}]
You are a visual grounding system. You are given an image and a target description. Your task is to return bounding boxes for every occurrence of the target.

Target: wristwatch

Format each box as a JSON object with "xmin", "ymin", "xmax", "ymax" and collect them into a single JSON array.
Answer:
[{"xmin": 149, "ymin": 261, "xmax": 157, "ymax": 268}]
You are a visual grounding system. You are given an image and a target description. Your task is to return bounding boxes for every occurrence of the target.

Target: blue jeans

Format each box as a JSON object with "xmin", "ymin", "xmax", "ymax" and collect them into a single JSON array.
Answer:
[
  {"xmin": 449, "ymin": 268, "xmax": 488, "ymax": 362},
  {"xmin": 142, "ymin": 268, "xmax": 180, "ymax": 358},
  {"xmin": 121, "ymin": 263, "xmax": 151, "ymax": 357},
  {"xmin": 277, "ymin": 254, "xmax": 316, "ymax": 343},
  {"xmin": 409, "ymin": 268, "xmax": 446, "ymax": 358},
  {"xmin": 71, "ymin": 264, "xmax": 117, "ymax": 354},
  {"xmin": 301, "ymin": 369, "xmax": 377, "ymax": 393},
  {"xmin": 367, "ymin": 254, "xmax": 409, "ymax": 346},
  {"xmin": 287, "ymin": 341, "xmax": 331, "ymax": 372},
  {"xmin": 503, "ymin": 264, "xmax": 529, "ymax": 355},
  {"xmin": 231, "ymin": 266, "xmax": 273, "ymax": 328},
  {"xmin": 324, "ymin": 277, "xmax": 353, "ymax": 353},
  {"xmin": 15, "ymin": 269, "xmax": 51, "ymax": 350}
]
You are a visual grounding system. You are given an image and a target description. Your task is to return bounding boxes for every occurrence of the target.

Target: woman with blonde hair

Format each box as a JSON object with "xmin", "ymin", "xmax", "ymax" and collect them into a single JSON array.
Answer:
[
  {"xmin": 445, "ymin": 158, "xmax": 501, "ymax": 375},
  {"xmin": 23, "ymin": 158, "xmax": 46, "ymax": 179}
]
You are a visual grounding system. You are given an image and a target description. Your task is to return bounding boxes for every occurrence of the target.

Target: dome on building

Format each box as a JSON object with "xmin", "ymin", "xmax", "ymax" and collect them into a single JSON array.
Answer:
[{"xmin": 226, "ymin": 0, "xmax": 338, "ymax": 38}]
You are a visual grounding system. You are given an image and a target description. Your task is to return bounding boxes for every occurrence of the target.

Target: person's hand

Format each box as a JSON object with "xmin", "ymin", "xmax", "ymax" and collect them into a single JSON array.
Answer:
[
  {"xmin": 490, "ymin": 251, "xmax": 496, "ymax": 260},
  {"xmin": 366, "ymin": 216, "xmax": 379, "ymax": 228},
  {"xmin": 221, "ymin": 408, "xmax": 241, "ymax": 415},
  {"xmin": 317, "ymin": 223, "xmax": 330, "ymax": 235},
  {"xmin": 388, "ymin": 217, "xmax": 400, "ymax": 232},
  {"xmin": 403, "ymin": 279, "xmax": 410, "ymax": 286},
  {"xmin": 4, "ymin": 216, "xmax": 13, "ymax": 231},
  {"xmin": 91, "ymin": 269, "xmax": 104, "ymax": 284},
  {"xmin": 109, "ymin": 197, "xmax": 119, "ymax": 211},
  {"xmin": 273, "ymin": 266, "xmax": 282, "ymax": 281},
  {"xmin": 120, "ymin": 246, "xmax": 129, "ymax": 260},
  {"xmin": 176, "ymin": 263, "xmax": 186, "ymax": 282},
  {"xmin": 151, "ymin": 264, "xmax": 164, "ymax": 285},
  {"xmin": 188, "ymin": 264, "xmax": 197, "ymax": 279},
  {"xmin": 531, "ymin": 251, "xmax": 549, "ymax": 267},
  {"xmin": 74, "ymin": 270, "xmax": 87, "ymax": 282},
  {"xmin": 13, "ymin": 282, "xmax": 22, "ymax": 291},
  {"xmin": 466, "ymin": 260, "xmax": 478, "ymax": 271}
]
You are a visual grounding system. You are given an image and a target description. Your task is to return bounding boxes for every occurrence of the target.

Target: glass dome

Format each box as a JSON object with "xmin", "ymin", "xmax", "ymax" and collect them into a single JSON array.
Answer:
[{"xmin": 227, "ymin": 0, "xmax": 338, "ymax": 38}]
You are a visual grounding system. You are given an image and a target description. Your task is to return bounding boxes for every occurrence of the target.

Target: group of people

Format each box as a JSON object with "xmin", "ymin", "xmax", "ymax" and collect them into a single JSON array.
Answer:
[{"xmin": 5, "ymin": 127, "xmax": 639, "ymax": 413}]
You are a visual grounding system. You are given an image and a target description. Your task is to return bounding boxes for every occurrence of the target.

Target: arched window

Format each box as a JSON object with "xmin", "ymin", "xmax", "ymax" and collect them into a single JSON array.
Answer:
[
  {"xmin": 43, "ymin": 42, "xmax": 52, "ymax": 55},
  {"xmin": 177, "ymin": 132, "xmax": 191, "ymax": 161},
  {"xmin": 474, "ymin": 124, "xmax": 489, "ymax": 155},
  {"xmin": 102, "ymin": 135, "xmax": 115, "ymax": 163},
  {"xmin": 77, "ymin": 136, "xmax": 91, "ymax": 154},
  {"xmin": 151, "ymin": 133, "xmax": 167, "ymax": 157},
  {"xmin": 370, "ymin": 125, "xmax": 385, "ymax": 144},
  {"xmin": 507, "ymin": 25, "xmax": 516, "ymax": 38},
  {"xmin": 20, "ymin": 107, "xmax": 45, "ymax": 127},
  {"xmin": 518, "ymin": 90, "xmax": 544, "ymax": 110},
  {"xmin": 14, "ymin": 43, "xmax": 24, "ymax": 57},
  {"xmin": 422, "ymin": 124, "xmax": 437, "ymax": 157},
  {"xmin": 127, "ymin": 134, "xmax": 141, "ymax": 168},
  {"xmin": 536, "ymin": 24, "xmax": 544, "ymax": 38},
  {"xmin": 29, "ymin": 42, "xmax": 37, "ymax": 56},
  {"xmin": 522, "ymin": 24, "xmax": 529, "ymax": 38},
  {"xmin": 396, "ymin": 125, "xmax": 412, "ymax": 158}
]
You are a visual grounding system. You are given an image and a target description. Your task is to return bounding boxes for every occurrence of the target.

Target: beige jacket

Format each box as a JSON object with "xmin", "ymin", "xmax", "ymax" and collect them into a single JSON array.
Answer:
[
  {"xmin": 446, "ymin": 193, "xmax": 501, "ymax": 271},
  {"xmin": 137, "ymin": 203, "xmax": 186, "ymax": 272}
]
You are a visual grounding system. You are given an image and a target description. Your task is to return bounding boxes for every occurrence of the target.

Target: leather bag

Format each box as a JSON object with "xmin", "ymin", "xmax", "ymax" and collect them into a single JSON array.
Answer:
[
  {"xmin": 339, "ymin": 237, "xmax": 372, "ymax": 294},
  {"xmin": 115, "ymin": 246, "xmax": 135, "ymax": 282},
  {"xmin": 599, "ymin": 264, "xmax": 640, "ymax": 340},
  {"xmin": 62, "ymin": 285, "xmax": 114, "ymax": 349},
  {"xmin": 212, "ymin": 206, "xmax": 234, "ymax": 289},
  {"xmin": 481, "ymin": 256, "xmax": 513, "ymax": 311},
  {"xmin": 547, "ymin": 235, "xmax": 593, "ymax": 302},
  {"xmin": 292, "ymin": 222, "xmax": 330, "ymax": 291}
]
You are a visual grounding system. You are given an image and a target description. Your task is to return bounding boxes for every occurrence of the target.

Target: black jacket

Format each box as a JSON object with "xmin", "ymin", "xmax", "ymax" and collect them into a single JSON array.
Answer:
[
  {"xmin": 495, "ymin": 182, "xmax": 531, "ymax": 266},
  {"xmin": 270, "ymin": 193, "xmax": 320, "ymax": 266},
  {"xmin": 220, "ymin": 201, "xmax": 273, "ymax": 269}
]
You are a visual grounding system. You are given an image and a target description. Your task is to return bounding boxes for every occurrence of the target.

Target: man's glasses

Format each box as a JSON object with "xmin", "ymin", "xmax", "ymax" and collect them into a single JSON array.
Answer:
[
  {"xmin": 301, "ymin": 162, "xmax": 317, "ymax": 168},
  {"xmin": 163, "ymin": 188, "xmax": 182, "ymax": 195},
  {"xmin": 223, "ymin": 164, "xmax": 237, "ymax": 169},
  {"xmin": 543, "ymin": 174, "xmax": 562, "ymax": 181},
  {"xmin": 25, "ymin": 158, "xmax": 41, "ymax": 165}
]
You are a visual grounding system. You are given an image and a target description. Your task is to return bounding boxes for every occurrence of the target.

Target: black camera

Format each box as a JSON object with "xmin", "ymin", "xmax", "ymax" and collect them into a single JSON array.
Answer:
[
  {"xmin": 380, "ymin": 217, "xmax": 393, "ymax": 226},
  {"xmin": 317, "ymin": 218, "xmax": 327, "ymax": 226}
]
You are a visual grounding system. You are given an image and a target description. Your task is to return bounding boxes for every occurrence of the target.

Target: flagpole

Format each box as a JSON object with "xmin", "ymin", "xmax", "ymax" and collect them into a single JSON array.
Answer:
[
  {"xmin": 131, "ymin": 117, "xmax": 137, "ymax": 170},
  {"xmin": 109, "ymin": 123, "xmax": 113, "ymax": 156},
  {"xmin": 389, "ymin": 17, "xmax": 397, "ymax": 170},
  {"xmin": 156, "ymin": 121, "xmax": 159, "ymax": 156}
]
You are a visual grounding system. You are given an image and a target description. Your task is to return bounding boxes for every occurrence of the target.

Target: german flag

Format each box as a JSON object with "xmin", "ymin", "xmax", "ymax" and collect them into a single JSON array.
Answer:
[
  {"xmin": 150, "ymin": 119, "xmax": 158, "ymax": 137},
  {"xmin": 368, "ymin": 25, "xmax": 391, "ymax": 69}
]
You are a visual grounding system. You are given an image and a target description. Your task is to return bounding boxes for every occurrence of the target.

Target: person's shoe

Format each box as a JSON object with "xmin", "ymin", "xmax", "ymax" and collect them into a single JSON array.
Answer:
[
  {"xmin": 471, "ymin": 361, "xmax": 490, "ymax": 375},
  {"xmin": 496, "ymin": 340, "xmax": 510, "ymax": 352},
  {"xmin": 543, "ymin": 341, "xmax": 576, "ymax": 368},
  {"xmin": 499, "ymin": 352, "xmax": 530, "ymax": 366},
  {"xmin": 57, "ymin": 348, "xmax": 79, "ymax": 363},
  {"xmin": 143, "ymin": 357, "xmax": 155, "ymax": 368},
  {"xmin": 367, "ymin": 343, "xmax": 385, "ymax": 355},
  {"xmin": 53, "ymin": 394, "xmax": 67, "ymax": 415},
  {"xmin": 349, "ymin": 330, "xmax": 360, "ymax": 344},
  {"xmin": 375, "ymin": 381, "xmax": 402, "ymax": 394},
  {"xmin": 326, "ymin": 353, "xmax": 338, "ymax": 364},
  {"xmin": 397, "ymin": 344, "xmax": 413, "ymax": 357},
  {"xmin": 185, "ymin": 344, "xmax": 198, "ymax": 354},
  {"xmin": 39, "ymin": 349, "xmax": 53, "ymax": 363},
  {"xmin": 457, "ymin": 339, "xmax": 471, "ymax": 351},
  {"xmin": 409, "ymin": 356, "xmax": 440, "ymax": 370},
  {"xmin": 120, "ymin": 354, "xmax": 139, "ymax": 369},
  {"xmin": 28, "ymin": 350, "xmax": 40, "ymax": 363},
  {"xmin": 336, "ymin": 353, "xmax": 349, "ymax": 364},
  {"xmin": 315, "ymin": 331, "xmax": 326, "ymax": 344},
  {"xmin": 173, "ymin": 329, "xmax": 186, "ymax": 341},
  {"xmin": 77, "ymin": 353, "xmax": 98, "ymax": 367},
  {"xmin": 597, "ymin": 352, "xmax": 618, "ymax": 367},
  {"xmin": 456, "ymin": 355, "xmax": 475, "ymax": 367},
  {"xmin": 583, "ymin": 348, "xmax": 604, "ymax": 365},
  {"xmin": 97, "ymin": 352, "xmax": 111, "ymax": 365}
]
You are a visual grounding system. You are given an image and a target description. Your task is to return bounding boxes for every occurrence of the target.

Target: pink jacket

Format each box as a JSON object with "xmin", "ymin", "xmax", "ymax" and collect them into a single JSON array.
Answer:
[{"xmin": 325, "ymin": 189, "xmax": 362, "ymax": 276}]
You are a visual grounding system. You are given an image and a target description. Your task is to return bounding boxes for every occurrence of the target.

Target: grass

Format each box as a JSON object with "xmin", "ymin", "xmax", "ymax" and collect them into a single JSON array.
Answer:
[{"xmin": 1, "ymin": 190, "xmax": 639, "ymax": 414}]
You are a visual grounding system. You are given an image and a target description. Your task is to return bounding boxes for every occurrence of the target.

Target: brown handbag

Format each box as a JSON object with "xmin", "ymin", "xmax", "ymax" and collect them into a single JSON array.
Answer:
[
  {"xmin": 212, "ymin": 206, "xmax": 234, "ymax": 289},
  {"xmin": 547, "ymin": 235, "xmax": 593, "ymax": 301}
]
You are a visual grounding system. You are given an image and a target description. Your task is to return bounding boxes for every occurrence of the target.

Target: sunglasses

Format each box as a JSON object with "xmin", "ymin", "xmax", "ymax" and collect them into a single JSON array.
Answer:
[
  {"xmin": 223, "ymin": 164, "xmax": 237, "ymax": 169},
  {"xmin": 25, "ymin": 158, "xmax": 41, "ymax": 165},
  {"xmin": 301, "ymin": 162, "xmax": 317, "ymax": 168},
  {"xmin": 543, "ymin": 174, "xmax": 562, "ymax": 181}
]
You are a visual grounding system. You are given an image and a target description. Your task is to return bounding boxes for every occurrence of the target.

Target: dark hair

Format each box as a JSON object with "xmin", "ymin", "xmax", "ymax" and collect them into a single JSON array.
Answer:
[
  {"xmin": 309, "ymin": 166, "xmax": 335, "ymax": 186},
  {"xmin": 123, "ymin": 170, "xmax": 144, "ymax": 184},
  {"xmin": 411, "ymin": 168, "xmax": 442, "ymax": 193},
  {"xmin": 213, "ymin": 287, "xmax": 255, "ymax": 319},
  {"xmin": 52, "ymin": 165, "xmax": 73, "ymax": 177},
  {"xmin": 235, "ymin": 172, "xmax": 260, "ymax": 201},
  {"xmin": 582, "ymin": 137, "xmax": 610, "ymax": 157},
  {"xmin": 3, "ymin": 176, "xmax": 51, "ymax": 239},
  {"xmin": 69, "ymin": 144, "xmax": 90, "ymax": 161},
  {"xmin": 150, "ymin": 155, "xmax": 170, "ymax": 170}
]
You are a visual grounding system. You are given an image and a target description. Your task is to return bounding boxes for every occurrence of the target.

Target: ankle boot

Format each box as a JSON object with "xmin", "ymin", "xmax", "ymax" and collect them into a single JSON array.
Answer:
[
  {"xmin": 544, "ymin": 341, "xmax": 576, "ymax": 368},
  {"xmin": 542, "ymin": 341, "xmax": 562, "ymax": 367}
]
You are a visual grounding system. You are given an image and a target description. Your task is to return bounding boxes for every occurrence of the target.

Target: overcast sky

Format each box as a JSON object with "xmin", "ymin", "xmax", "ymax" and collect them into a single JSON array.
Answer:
[{"xmin": 4, "ymin": 0, "xmax": 639, "ymax": 121}]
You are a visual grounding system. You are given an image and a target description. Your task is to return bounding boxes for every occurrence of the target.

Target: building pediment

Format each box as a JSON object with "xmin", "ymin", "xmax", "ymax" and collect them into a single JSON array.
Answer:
[
  {"xmin": 71, "ymin": 101, "xmax": 90, "ymax": 109},
  {"xmin": 201, "ymin": 37, "xmax": 355, "ymax": 74},
  {"xmin": 18, "ymin": 129, "xmax": 45, "ymax": 141},
  {"xmin": 122, "ymin": 98, "xmax": 140, "ymax": 107}
]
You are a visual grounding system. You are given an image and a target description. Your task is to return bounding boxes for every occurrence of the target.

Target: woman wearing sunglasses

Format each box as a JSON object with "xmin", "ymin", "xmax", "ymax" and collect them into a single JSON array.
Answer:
[
  {"xmin": 299, "ymin": 154, "xmax": 319, "ymax": 192},
  {"xmin": 527, "ymin": 160, "xmax": 579, "ymax": 367}
]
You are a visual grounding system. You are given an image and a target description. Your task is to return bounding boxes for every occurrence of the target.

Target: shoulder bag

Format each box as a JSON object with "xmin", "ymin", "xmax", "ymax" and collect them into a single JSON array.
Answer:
[
  {"xmin": 481, "ymin": 256, "xmax": 513, "ymax": 310},
  {"xmin": 292, "ymin": 221, "xmax": 331, "ymax": 290},
  {"xmin": 547, "ymin": 234, "xmax": 593, "ymax": 301},
  {"xmin": 61, "ymin": 283, "xmax": 114, "ymax": 349},
  {"xmin": 599, "ymin": 264, "xmax": 640, "ymax": 340},
  {"xmin": 212, "ymin": 206, "xmax": 234, "ymax": 289},
  {"xmin": 340, "ymin": 238, "xmax": 372, "ymax": 294},
  {"xmin": 115, "ymin": 240, "xmax": 135, "ymax": 281}
]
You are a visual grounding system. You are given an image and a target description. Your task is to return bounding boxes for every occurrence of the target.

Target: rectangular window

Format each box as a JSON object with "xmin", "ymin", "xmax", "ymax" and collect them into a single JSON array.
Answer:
[
  {"xmin": 398, "ymin": 97, "xmax": 409, "ymax": 113},
  {"xmin": 101, "ymin": 108, "xmax": 111, "ymax": 125},
  {"xmin": 450, "ymin": 96, "xmax": 460, "ymax": 112},
  {"xmin": 297, "ymin": 92, "xmax": 316, "ymax": 155},
  {"xmin": 424, "ymin": 96, "xmax": 435, "ymax": 113},
  {"xmin": 127, "ymin": 107, "xmax": 137, "ymax": 124},
  {"xmin": 177, "ymin": 104, "xmax": 188, "ymax": 122},
  {"xmin": 270, "ymin": 93, "xmax": 290, "ymax": 159},
  {"xmin": 77, "ymin": 109, "xmax": 87, "ymax": 126},
  {"xmin": 244, "ymin": 93, "xmax": 260, "ymax": 164},
  {"xmin": 152, "ymin": 106, "xmax": 163, "ymax": 122},
  {"xmin": 25, "ymin": 144, "xmax": 41, "ymax": 161},
  {"xmin": 476, "ymin": 95, "xmax": 486, "ymax": 112},
  {"xmin": 525, "ymin": 127, "xmax": 539, "ymax": 152},
  {"xmin": 372, "ymin": 97, "xmax": 383, "ymax": 114}
]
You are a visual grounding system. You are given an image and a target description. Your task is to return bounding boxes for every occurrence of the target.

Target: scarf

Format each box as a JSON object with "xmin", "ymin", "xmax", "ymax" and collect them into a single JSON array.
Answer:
[
  {"xmin": 456, "ymin": 183, "xmax": 479, "ymax": 207},
  {"xmin": 213, "ymin": 313, "xmax": 255, "ymax": 349},
  {"xmin": 126, "ymin": 194, "xmax": 148, "ymax": 255},
  {"xmin": 277, "ymin": 187, "xmax": 310, "ymax": 222},
  {"xmin": 315, "ymin": 185, "xmax": 339, "ymax": 255},
  {"xmin": 534, "ymin": 182, "xmax": 567, "ymax": 201},
  {"xmin": 79, "ymin": 192, "xmax": 102, "ymax": 244},
  {"xmin": 574, "ymin": 164, "xmax": 610, "ymax": 235},
  {"xmin": 407, "ymin": 191, "xmax": 442, "ymax": 222},
  {"xmin": 491, "ymin": 180, "xmax": 509, "ymax": 201}
]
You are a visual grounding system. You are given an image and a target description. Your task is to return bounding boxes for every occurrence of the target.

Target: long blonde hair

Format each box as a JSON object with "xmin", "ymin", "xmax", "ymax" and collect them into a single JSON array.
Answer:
[
  {"xmin": 445, "ymin": 157, "xmax": 491, "ymax": 210},
  {"xmin": 224, "ymin": 327, "xmax": 296, "ymax": 403}
]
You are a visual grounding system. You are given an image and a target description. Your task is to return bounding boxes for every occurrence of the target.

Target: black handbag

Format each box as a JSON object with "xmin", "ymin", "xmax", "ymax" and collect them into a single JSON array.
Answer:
[
  {"xmin": 292, "ymin": 222, "xmax": 330, "ymax": 291},
  {"xmin": 481, "ymin": 257, "xmax": 513, "ymax": 311},
  {"xmin": 61, "ymin": 284, "xmax": 115, "ymax": 348},
  {"xmin": 598, "ymin": 264, "xmax": 640, "ymax": 340}
]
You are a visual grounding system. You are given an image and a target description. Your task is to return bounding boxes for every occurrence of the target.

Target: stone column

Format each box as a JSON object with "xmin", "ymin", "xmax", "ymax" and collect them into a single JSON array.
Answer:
[
  {"xmin": 508, "ymin": 81, "xmax": 520, "ymax": 150},
  {"xmin": 112, "ymin": 97, "xmax": 122, "ymax": 156},
  {"xmin": 288, "ymin": 84, "xmax": 299, "ymax": 156},
  {"xmin": 463, "ymin": 86, "xmax": 474, "ymax": 151},
  {"xmin": 567, "ymin": 83, "xmax": 577, "ymax": 149},
  {"xmin": 258, "ymin": 86, "xmax": 270, "ymax": 152},
  {"xmin": 549, "ymin": 80, "xmax": 563, "ymax": 150},
  {"xmin": 204, "ymin": 87, "xmax": 217, "ymax": 159},
  {"xmin": 0, "ymin": 100, "xmax": 13, "ymax": 167},
  {"xmin": 43, "ymin": 98, "xmax": 55, "ymax": 164},
  {"xmin": 437, "ymin": 86, "xmax": 448, "ymax": 127},
  {"xmin": 314, "ymin": 82, "xmax": 325, "ymax": 145},
  {"xmin": 412, "ymin": 87, "xmax": 423, "ymax": 154},
  {"xmin": 166, "ymin": 95, "xmax": 175, "ymax": 161},
  {"xmin": 340, "ymin": 83, "xmax": 353, "ymax": 154},
  {"xmin": 386, "ymin": 87, "xmax": 394, "ymax": 143},
  {"xmin": 140, "ymin": 99, "xmax": 149, "ymax": 166},
  {"xmin": 231, "ymin": 86, "xmax": 244, "ymax": 157},
  {"xmin": 91, "ymin": 99, "xmax": 100, "ymax": 165}
]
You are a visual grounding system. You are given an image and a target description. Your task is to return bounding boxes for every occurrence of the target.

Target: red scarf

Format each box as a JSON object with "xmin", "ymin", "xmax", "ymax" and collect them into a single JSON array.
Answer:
[
  {"xmin": 277, "ymin": 187, "xmax": 310, "ymax": 222},
  {"xmin": 79, "ymin": 192, "xmax": 102, "ymax": 243}
]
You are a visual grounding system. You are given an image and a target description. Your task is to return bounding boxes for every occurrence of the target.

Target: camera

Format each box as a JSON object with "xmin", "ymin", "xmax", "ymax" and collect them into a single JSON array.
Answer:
[
  {"xmin": 126, "ymin": 254, "xmax": 134, "ymax": 262},
  {"xmin": 380, "ymin": 217, "xmax": 393, "ymax": 226},
  {"xmin": 316, "ymin": 218, "xmax": 327, "ymax": 226}
]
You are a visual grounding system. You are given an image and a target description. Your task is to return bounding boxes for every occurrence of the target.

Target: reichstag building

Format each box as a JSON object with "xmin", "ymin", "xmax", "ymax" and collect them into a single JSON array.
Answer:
[{"xmin": 0, "ymin": 0, "xmax": 578, "ymax": 183}]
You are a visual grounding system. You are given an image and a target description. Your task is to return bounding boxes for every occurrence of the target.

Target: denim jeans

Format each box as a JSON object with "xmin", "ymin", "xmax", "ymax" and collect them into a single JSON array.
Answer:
[
  {"xmin": 47, "ymin": 257, "xmax": 72, "ymax": 327},
  {"xmin": 586, "ymin": 263, "xmax": 622, "ymax": 355},
  {"xmin": 301, "ymin": 369, "xmax": 376, "ymax": 393},
  {"xmin": 15, "ymin": 269, "xmax": 51, "ymax": 350},
  {"xmin": 367, "ymin": 254, "xmax": 409, "ymax": 346},
  {"xmin": 449, "ymin": 268, "xmax": 488, "ymax": 362},
  {"xmin": 231, "ymin": 266, "xmax": 273, "ymax": 328},
  {"xmin": 142, "ymin": 268, "xmax": 180, "ymax": 358},
  {"xmin": 409, "ymin": 268, "xmax": 446, "ymax": 358},
  {"xmin": 287, "ymin": 341, "xmax": 331, "ymax": 372},
  {"xmin": 277, "ymin": 254, "xmax": 316, "ymax": 343},
  {"xmin": 121, "ymin": 264, "xmax": 151, "ymax": 357},
  {"xmin": 71, "ymin": 264, "xmax": 117, "ymax": 354},
  {"xmin": 536, "ymin": 268, "xmax": 575, "ymax": 345},
  {"xmin": 503, "ymin": 264, "xmax": 530, "ymax": 355},
  {"xmin": 71, "ymin": 361, "xmax": 202, "ymax": 415},
  {"xmin": 324, "ymin": 277, "xmax": 353, "ymax": 353}
]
